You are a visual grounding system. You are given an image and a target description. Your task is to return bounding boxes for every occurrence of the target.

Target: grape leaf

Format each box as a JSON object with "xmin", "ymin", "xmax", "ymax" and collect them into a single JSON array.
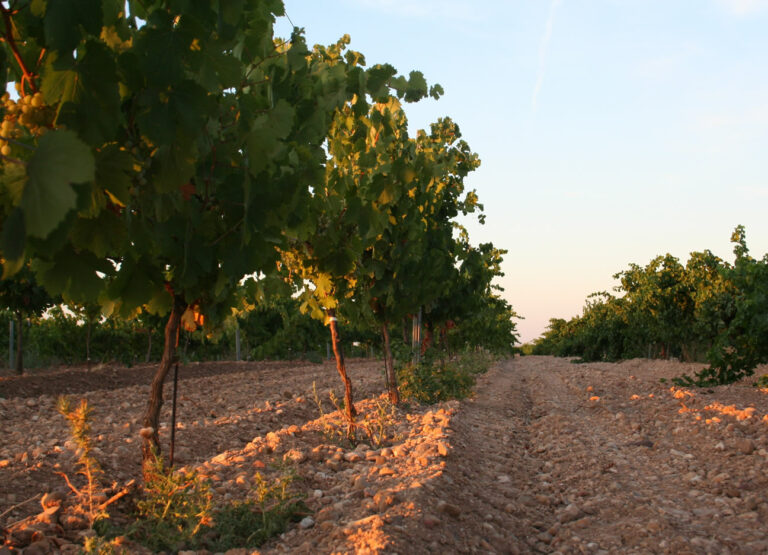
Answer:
[
  {"xmin": 21, "ymin": 131, "xmax": 95, "ymax": 238},
  {"xmin": 1, "ymin": 207, "xmax": 26, "ymax": 262}
]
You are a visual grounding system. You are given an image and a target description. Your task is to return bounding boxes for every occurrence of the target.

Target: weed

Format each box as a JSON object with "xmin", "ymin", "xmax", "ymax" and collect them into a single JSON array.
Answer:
[
  {"xmin": 312, "ymin": 381, "xmax": 347, "ymax": 444},
  {"xmin": 93, "ymin": 454, "xmax": 307, "ymax": 552},
  {"xmin": 209, "ymin": 469, "xmax": 308, "ymax": 552},
  {"xmin": 397, "ymin": 351, "xmax": 492, "ymax": 404},
  {"xmin": 124, "ymin": 452, "xmax": 214, "ymax": 552},
  {"xmin": 57, "ymin": 396, "xmax": 107, "ymax": 525},
  {"xmin": 358, "ymin": 396, "xmax": 398, "ymax": 448},
  {"xmin": 312, "ymin": 381, "xmax": 399, "ymax": 447}
]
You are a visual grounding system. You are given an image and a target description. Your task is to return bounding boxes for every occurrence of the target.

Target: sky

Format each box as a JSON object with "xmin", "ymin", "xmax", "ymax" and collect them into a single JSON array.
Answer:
[{"xmin": 277, "ymin": 0, "xmax": 768, "ymax": 343}]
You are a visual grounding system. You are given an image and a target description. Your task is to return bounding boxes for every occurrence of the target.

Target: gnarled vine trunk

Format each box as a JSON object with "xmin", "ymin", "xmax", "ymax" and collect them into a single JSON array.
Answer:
[
  {"xmin": 141, "ymin": 296, "xmax": 185, "ymax": 475},
  {"xmin": 327, "ymin": 308, "xmax": 356, "ymax": 427}
]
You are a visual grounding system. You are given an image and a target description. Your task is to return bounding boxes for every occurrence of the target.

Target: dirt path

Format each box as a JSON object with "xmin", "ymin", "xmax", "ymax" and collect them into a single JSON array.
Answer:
[
  {"xmin": 3, "ymin": 356, "xmax": 768, "ymax": 554},
  {"xmin": 393, "ymin": 356, "xmax": 768, "ymax": 554}
]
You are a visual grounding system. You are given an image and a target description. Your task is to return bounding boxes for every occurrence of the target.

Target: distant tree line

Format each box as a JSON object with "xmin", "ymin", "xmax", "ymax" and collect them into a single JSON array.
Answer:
[{"xmin": 533, "ymin": 226, "xmax": 768, "ymax": 385}]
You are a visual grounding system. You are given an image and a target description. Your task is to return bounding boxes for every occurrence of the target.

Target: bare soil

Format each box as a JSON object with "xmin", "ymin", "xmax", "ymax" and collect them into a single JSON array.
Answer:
[{"xmin": 2, "ymin": 356, "xmax": 768, "ymax": 554}]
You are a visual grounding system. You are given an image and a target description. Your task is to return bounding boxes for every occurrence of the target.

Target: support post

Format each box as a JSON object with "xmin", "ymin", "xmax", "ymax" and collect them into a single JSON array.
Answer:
[{"xmin": 9, "ymin": 319, "xmax": 13, "ymax": 370}]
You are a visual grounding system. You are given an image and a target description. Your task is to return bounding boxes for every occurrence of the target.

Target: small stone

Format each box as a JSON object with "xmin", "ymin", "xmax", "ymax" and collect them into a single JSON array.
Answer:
[
  {"xmin": 436, "ymin": 500, "xmax": 461, "ymax": 518},
  {"xmin": 60, "ymin": 515, "xmax": 88, "ymax": 530},
  {"xmin": 378, "ymin": 466, "xmax": 396, "ymax": 476},
  {"xmin": 22, "ymin": 540, "xmax": 50, "ymax": 555},
  {"xmin": 343, "ymin": 452, "xmax": 361, "ymax": 463},
  {"xmin": 734, "ymin": 438, "xmax": 755, "ymax": 455},
  {"xmin": 557, "ymin": 503, "xmax": 584, "ymax": 524},
  {"xmin": 422, "ymin": 514, "xmax": 440, "ymax": 529},
  {"xmin": 436, "ymin": 441, "xmax": 449, "ymax": 457},
  {"xmin": 497, "ymin": 474, "xmax": 511, "ymax": 483},
  {"xmin": 352, "ymin": 476, "xmax": 368, "ymax": 491},
  {"xmin": 299, "ymin": 516, "xmax": 315, "ymax": 529}
]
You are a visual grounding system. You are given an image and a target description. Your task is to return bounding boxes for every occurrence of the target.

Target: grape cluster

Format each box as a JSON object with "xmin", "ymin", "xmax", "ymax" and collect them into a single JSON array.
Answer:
[{"xmin": 1, "ymin": 86, "xmax": 52, "ymax": 157}]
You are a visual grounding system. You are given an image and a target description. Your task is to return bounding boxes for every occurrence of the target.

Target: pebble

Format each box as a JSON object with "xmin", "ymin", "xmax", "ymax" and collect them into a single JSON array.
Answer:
[
  {"xmin": 734, "ymin": 438, "xmax": 755, "ymax": 455},
  {"xmin": 299, "ymin": 516, "xmax": 315, "ymax": 529},
  {"xmin": 557, "ymin": 504, "xmax": 584, "ymax": 524},
  {"xmin": 436, "ymin": 500, "xmax": 461, "ymax": 518}
]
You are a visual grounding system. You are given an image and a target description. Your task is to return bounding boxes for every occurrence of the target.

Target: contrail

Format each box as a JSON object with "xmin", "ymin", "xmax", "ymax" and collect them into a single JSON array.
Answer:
[{"xmin": 532, "ymin": 0, "xmax": 562, "ymax": 112}]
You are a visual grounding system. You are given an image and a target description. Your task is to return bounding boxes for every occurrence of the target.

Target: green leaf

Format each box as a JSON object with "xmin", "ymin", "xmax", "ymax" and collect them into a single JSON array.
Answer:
[
  {"xmin": 107, "ymin": 256, "xmax": 161, "ymax": 317},
  {"xmin": 404, "ymin": 70, "xmax": 428, "ymax": 102},
  {"xmin": 22, "ymin": 130, "xmax": 96, "ymax": 238},
  {"xmin": 30, "ymin": 0, "xmax": 46, "ymax": 17},
  {"xmin": 1, "ymin": 207, "xmax": 26, "ymax": 261},
  {"xmin": 33, "ymin": 247, "xmax": 111, "ymax": 303},
  {"xmin": 135, "ymin": 26, "xmax": 187, "ymax": 88},
  {"xmin": 1, "ymin": 255, "xmax": 25, "ymax": 280},
  {"xmin": 95, "ymin": 144, "xmax": 134, "ymax": 205},
  {"xmin": 69, "ymin": 210, "xmax": 126, "ymax": 257},
  {"xmin": 42, "ymin": 43, "xmax": 121, "ymax": 145},
  {"xmin": 1, "ymin": 162, "xmax": 27, "ymax": 206},
  {"xmin": 44, "ymin": 0, "xmax": 102, "ymax": 53},
  {"xmin": 152, "ymin": 143, "xmax": 197, "ymax": 193},
  {"xmin": 246, "ymin": 99, "xmax": 295, "ymax": 175}
]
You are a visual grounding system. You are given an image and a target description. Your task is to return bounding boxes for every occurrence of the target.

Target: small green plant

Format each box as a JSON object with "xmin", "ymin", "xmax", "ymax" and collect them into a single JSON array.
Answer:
[
  {"xmin": 210, "ymin": 469, "xmax": 308, "ymax": 552},
  {"xmin": 312, "ymin": 381, "xmax": 348, "ymax": 444},
  {"xmin": 358, "ymin": 396, "xmax": 398, "ymax": 448},
  {"xmin": 313, "ymin": 381, "xmax": 399, "ymax": 447},
  {"xmin": 755, "ymin": 374, "xmax": 768, "ymax": 388},
  {"xmin": 57, "ymin": 396, "xmax": 107, "ymax": 525},
  {"xmin": 397, "ymin": 352, "xmax": 490, "ymax": 404},
  {"xmin": 82, "ymin": 535, "xmax": 129, "ymax": 555},
  {"xmin": 96, "ymin": 454, "xmax": 308, "ymax": 552},
  {"xmin": 124, "ymin": 451, "xmax": 214, "ymax": 552}
]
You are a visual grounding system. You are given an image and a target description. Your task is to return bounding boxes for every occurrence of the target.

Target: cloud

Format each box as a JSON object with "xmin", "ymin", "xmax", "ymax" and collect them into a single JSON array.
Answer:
[
  {"xmin": 532, "ymin": 0, "xmax": 562, "ymax": 112},
  {"xmin": 715, "ymin": 0, "xmax": 768, "ymax": 15}
]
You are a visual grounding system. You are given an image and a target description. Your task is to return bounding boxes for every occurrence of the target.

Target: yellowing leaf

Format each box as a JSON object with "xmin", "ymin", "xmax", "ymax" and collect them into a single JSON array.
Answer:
[
  {"xmin": 181, "ymin": 307, "xmax": 198, "ymax": 332},
  {"xmin": 377, "ymin": 187, "xmax": 394, "ymax": 205}
]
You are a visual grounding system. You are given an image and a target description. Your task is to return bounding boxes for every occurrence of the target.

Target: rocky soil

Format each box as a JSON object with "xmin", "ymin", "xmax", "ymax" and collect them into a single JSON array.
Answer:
[{"xmin": 2, "ymin": 356, "xmax": 768, "ymax": 554}]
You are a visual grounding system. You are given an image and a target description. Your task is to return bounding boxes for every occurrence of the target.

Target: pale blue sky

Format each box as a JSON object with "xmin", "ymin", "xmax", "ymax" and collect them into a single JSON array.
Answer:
[{"xmin": 278, "ymin": 0, "xmax": 768, "ymax": 342}]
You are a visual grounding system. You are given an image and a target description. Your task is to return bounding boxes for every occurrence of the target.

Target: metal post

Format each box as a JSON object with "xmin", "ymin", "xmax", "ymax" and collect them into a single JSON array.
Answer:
[
  {"xmin": 326, "ymin": 341, "xmax": 331, "ymax": 360},
  {"xmin": 235, "ymin": 326, "xmax": 241, "ymax": 361},
  {"xmin": 412, "ymin": 308, "xmax": 422, "ymax": 365},
  {"xmin": 169, "ymin": 359, "xmax": 179, "ymax": 467},
  {"xmin": 9, "ymin": 320, "xmax": 13, "ymax": 370}
]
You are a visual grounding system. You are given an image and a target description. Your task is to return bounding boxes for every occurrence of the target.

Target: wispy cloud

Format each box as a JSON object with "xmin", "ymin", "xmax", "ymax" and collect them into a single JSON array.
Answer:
[
  {"xmin": 532, "ymin": 0, "xmax": 562, "ymax": 113},
  {"xmin": 715, "ymin": 0, "xmax": 768, "ymax": 15}
]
